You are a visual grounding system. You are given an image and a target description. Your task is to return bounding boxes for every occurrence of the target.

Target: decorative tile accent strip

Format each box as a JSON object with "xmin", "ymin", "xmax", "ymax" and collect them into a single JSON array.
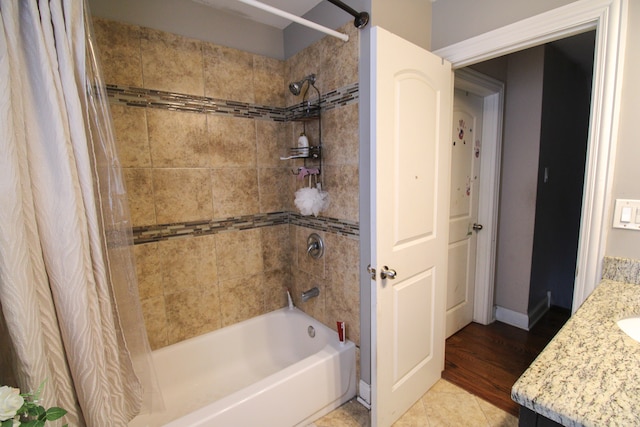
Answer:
[
  {"xmin": 132, "ymin": 212, "xmax": 359, "ymax": 244},
  {"xmin": 106, "ymin": 85, "xmax": 288, "ymax": 121},
  {"xmin": 133, "ymin": 212, "xmax": 289, "ymax": 244},
  {"xmin": 289, "ymin": 213, "xmax": 359, "ymax": 238},
  {"xmin": 106, "ymin": 82, "xmax": 359, "ymax": 121}
]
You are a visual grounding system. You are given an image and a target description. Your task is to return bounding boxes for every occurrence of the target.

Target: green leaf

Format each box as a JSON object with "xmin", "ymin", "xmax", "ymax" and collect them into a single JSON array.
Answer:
[
  {"xmin": 28, "ymin": 405, "xmax": 46, "ymax": 418},
  {"xmin": 45, "ymin": 407, "xmax": 67, "ymax": 421},
  {"xmin": 1, "ymin": 419, "xmax": 14, "ymax": 427}
]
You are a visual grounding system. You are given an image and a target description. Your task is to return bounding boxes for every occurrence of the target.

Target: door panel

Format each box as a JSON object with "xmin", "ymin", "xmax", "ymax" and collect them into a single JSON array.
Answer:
[
  {"xmin": 445, "ymin": 89, "xmax": 484, "ymax": 338},
  {"xmin": 394, "ymin": 74, "xmax": 437, "ymax": 244},
  {"xmin": 371, "ymin": 27, "xmax": 452, "ymax": 427},
  {"xmin": 394, "ymin": 269, "xmax": 434, "ymax": 383}
]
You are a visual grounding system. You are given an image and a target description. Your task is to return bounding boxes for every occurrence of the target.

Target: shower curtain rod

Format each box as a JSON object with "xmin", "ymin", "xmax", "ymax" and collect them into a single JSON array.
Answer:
[{"xmin": 236, "ymin": 0, "xmax": 352, "ymax": 42}]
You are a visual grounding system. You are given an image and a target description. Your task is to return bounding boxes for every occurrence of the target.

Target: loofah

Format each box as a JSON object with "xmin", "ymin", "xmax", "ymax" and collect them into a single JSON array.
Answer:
[{"xmin": 295, "ymin": 187, "xmax": 330, "ymax": 217}]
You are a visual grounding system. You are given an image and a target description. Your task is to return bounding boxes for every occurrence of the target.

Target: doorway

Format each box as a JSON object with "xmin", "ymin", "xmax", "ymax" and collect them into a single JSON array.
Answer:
[
  {"xmin": 443, "ymin": 28, "xmax": 596, "ymax": 418},
  {"xmin": 455, "ymin": 31, "xmax": 596, "ymax": 333}
]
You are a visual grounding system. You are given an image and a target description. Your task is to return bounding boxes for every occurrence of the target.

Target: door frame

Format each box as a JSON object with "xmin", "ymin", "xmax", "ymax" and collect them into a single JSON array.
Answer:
[
  {"xmin": 434, "ymin": 0, "xmax": 627, "ymax": 313},
  {"xmin": 453, "ymin": 69, "xmax": 504, "ymax": 326}
]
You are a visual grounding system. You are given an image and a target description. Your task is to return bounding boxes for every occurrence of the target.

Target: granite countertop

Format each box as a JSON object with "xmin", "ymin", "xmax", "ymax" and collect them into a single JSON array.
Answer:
[{"xmin": 512, "ymin": 257, "xmax": 640, "ymax": 427}]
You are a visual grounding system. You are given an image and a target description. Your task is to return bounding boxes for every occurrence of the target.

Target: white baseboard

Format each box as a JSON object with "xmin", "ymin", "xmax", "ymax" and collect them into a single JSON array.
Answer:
[
  {"xmin": 357, "ymin": 380, "xmax": 371, "ymax": 409},
  {"xmin": 495, "ymin": 293, "xmax": 551, "ymax": 331},
  {"xmin": 528, "ymin": 294, "xmax": 550, "ymax": 330},
  {"xmin": 495, "ymin": 306, "xmax": 530, "ymax": 330}
]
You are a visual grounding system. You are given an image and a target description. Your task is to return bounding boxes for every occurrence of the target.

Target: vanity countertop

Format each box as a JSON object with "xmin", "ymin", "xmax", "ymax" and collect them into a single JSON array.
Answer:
[{"xmin": 512, "ymin": 273, "xmax": 640, "ymax": 426}]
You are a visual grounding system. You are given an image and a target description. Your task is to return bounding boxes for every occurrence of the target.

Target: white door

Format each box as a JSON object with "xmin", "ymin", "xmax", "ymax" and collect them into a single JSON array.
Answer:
[
  {"xmin": 370, "ymin": 27, "xmax": 453, "ymax": 427},
  {"xmin": 445, "ymin": 89, "xmax": 484, "ymax": 338}
]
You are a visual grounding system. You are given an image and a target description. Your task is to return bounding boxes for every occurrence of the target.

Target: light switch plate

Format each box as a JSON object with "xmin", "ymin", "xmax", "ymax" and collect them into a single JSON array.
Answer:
[{"xmin": 613, "ymin": 199, "xmax": 640, "ymax": 231}]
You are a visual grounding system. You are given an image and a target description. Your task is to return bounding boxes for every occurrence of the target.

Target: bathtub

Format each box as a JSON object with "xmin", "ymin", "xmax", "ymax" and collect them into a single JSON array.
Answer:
[{"xmin": 129, "ymin": 307, "xmax": 357, "ymax": 427}]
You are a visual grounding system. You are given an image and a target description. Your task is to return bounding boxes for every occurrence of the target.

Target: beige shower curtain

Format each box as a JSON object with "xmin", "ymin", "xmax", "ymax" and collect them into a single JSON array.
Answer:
[{"xmin": 0, "ymin": 0, "xmax": 160, "ymax": 425}]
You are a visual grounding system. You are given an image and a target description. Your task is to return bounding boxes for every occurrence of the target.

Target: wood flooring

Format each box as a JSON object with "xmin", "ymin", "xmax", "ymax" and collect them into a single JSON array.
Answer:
[{"xmin": 442, "ymin": 307, "xmax": 570, "ymax": 417}]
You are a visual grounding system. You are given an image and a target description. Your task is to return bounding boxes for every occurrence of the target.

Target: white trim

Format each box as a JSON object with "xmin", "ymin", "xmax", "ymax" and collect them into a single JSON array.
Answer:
[
  {"xmin": 454, "ymin": 69, "xmax": 504, "ymax": 326},
  {"xmin": 528, "ymin": 294, "xmax": 551, "ymax": 329},
  {"xmin": 495, "ymin": 306, "xmax": 529, "ymax": 330},
  {"xmin": 357, "ymin": 380, "xmax": 371, "ymax": 409},
  {"xmin": 435, "ymin": 0, "xmax": 627, "ymax": 313}
]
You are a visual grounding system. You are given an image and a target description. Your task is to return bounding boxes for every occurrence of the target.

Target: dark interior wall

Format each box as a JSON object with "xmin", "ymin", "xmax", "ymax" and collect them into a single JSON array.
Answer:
[{"xmin": 529, "ymin": 36, "xmax": 595, "ymax": 311}]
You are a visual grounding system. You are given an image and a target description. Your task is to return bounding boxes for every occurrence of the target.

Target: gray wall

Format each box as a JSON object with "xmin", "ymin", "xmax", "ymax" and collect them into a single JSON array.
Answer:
[
  {"xmin": 607, "ymin": 0, "xmax": 640, "ymax": 259},
  {"xmin": 494, "ymin": 46, "xmax": 544, "ymax": 315},
  {"xmin": 431, "ymin": 0, "xmax": 578, "ymax": 50}
]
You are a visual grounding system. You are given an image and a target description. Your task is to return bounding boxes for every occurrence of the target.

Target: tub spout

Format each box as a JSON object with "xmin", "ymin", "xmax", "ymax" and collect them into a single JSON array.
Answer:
[{"xmin": 301, "ymin": 287, "xmax": 320, "ymax": 302}]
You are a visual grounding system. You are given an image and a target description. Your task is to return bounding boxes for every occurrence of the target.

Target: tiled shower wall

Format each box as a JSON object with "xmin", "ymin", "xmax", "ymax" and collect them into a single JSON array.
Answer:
[{"xmin": 92, "ymin": 18, "xmax": 361, "ymax": 353}]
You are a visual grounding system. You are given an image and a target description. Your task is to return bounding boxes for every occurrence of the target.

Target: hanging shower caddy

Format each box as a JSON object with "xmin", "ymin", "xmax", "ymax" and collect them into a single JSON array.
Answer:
[
  {"xmin": 285, "ymin": 74, "xmax": 329, "ymax": 217},
  {"xmin": 282, "ymin": 74, "xmax": 322, "ymax": 177}
]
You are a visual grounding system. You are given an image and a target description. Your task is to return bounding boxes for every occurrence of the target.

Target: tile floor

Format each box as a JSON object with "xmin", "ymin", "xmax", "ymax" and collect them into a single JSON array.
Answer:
[{"xmin": 309, "ymin": 379, "xmax": 519, "ymax": 427}]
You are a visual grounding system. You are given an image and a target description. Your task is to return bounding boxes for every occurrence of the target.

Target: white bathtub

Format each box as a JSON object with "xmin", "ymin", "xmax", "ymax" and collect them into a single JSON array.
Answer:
[{"xmin": 129, "ymin": 307, "xmax": 357, "ymax": 427}]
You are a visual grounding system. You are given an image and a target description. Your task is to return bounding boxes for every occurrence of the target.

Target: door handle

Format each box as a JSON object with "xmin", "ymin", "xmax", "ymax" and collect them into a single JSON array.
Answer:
[
  {"xmin": 380, "ymin": 266, "xmax": 397, "ymax": 280},
  {"xmin": 472, "ymin": 223, "xmax": 483, "ymax": 231}
]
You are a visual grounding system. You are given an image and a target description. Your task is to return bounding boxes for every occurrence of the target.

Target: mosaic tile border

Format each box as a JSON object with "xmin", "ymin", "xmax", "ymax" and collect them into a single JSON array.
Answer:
[
  {"xmin": 289, "ymin": 213, "xmax": 359, "ymax": 239},
  {"xmin": 106, "ymin": 83, "xmax": 359, "ymax": 121},
  {"xmin": 133, "ymin": 212, "xmax": 359, "ymax": 244}
]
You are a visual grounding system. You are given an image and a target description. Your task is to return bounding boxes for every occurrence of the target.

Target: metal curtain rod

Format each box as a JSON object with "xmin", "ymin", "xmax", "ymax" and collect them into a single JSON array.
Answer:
[
  {"xmin": 325, "ymin": 0, "xmax": 369, "ymax": 29},
  {"xmin": 236, "ymin": 0, "xmax": 349, "ymax": 41}
]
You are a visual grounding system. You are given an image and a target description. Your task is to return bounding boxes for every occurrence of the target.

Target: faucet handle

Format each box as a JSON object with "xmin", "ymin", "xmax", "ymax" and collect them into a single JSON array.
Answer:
[{"xmin": 306, "ymin": 233, "xmax": 324, "ymax": 259}]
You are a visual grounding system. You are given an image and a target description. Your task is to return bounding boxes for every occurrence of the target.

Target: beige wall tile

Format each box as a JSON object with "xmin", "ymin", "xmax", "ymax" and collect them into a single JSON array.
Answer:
[
  {"xmin": 158, "ymin": 235, "xmax": 217, "ymax": 295},
  {"xmin": 264, "ymin": 269, "xmax": 291, "ymax": 312},
  {"xmin": 256, "ymin": 120, "xmax": 288, "ymax": 167},
  {"xmin": 321, "ymin": 103, "xmax": 359, "ymax": 166},
  {"xmin": 324, "ymin": 233, "xmax": 360, "ymax": 346},
  {"xmin": 319, "ymin": 23, "xmax": 359, "ymax": 92},
  {"xmin": 209, "ymin": 116, "xmax": 257, "ymax": 168},
  {"xmin": 203, "ymin": 43, "xmax": 255, "ymax": 104},
  {"xmin": 258, "ymin": 167, "xmax": 293, "ymax": 213},
  {"xmin": 92, "ymin": 18, "xmax": 142, "ymax": 87},
  {"xmin": 261, "ymin": 224, "xmax": 290, "ymax": 271},
  {"xmin": 219, "ymin": 274, "xmax": 264, "ymax": 327},
  {"xmin": 211, "ymin": 168, "xmax": 259, "ymax": 218},
  {"xmin": 253, "ymin": 55, "xmax": 285, "ymax": 107},
  {"xmin": 141, "ymin": 28, "xmax": 204, "ymax": 96},
  {"xmin": 153, "ymin": 168, "xmax": 213, "ymax": 224},
  {"xmin": 323, "ymin": 164, "xmax": 359, "ymax": 222},
  {"xmin": 140, "ymin": 295, "xmax": 168, "ymax": 350},
  {"xmin": 147, "ymin": 109, "xmax": 210, "ymax": 168},
  {"xmin": 110, "ymin": 105, "xmax": 150, "ymax": 168},
  {"xmin": 133, "ymin": 242, "xmax": 162, "ymax": 300},
  {"xmin": 165, "ymin": 287, "xmax": 221, "ymax": 345},
  {"xmin": 215, "ymin": 229, "xmax": 264, "ymax": 280},
  {"xmin": 123, "ymin": 168, "xmax": 156, "ymax": 227}
]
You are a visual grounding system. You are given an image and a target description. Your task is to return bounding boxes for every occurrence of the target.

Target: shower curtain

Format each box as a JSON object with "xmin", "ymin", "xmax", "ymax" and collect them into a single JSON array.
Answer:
[{"xmin": 0, "ymin": 0, "xmax": 160, "ymax": 425}]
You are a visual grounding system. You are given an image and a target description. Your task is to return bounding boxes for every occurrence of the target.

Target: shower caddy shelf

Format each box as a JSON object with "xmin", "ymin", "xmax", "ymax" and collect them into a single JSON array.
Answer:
[{"xmin": 283, "ymin": 106, "xmax": 322, "ymax": 172}]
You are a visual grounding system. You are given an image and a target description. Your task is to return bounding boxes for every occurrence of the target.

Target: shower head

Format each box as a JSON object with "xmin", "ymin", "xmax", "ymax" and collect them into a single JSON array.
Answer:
[{"xmin": 289, "ymin": 74, "xmax": 316, "ymax": 96}]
